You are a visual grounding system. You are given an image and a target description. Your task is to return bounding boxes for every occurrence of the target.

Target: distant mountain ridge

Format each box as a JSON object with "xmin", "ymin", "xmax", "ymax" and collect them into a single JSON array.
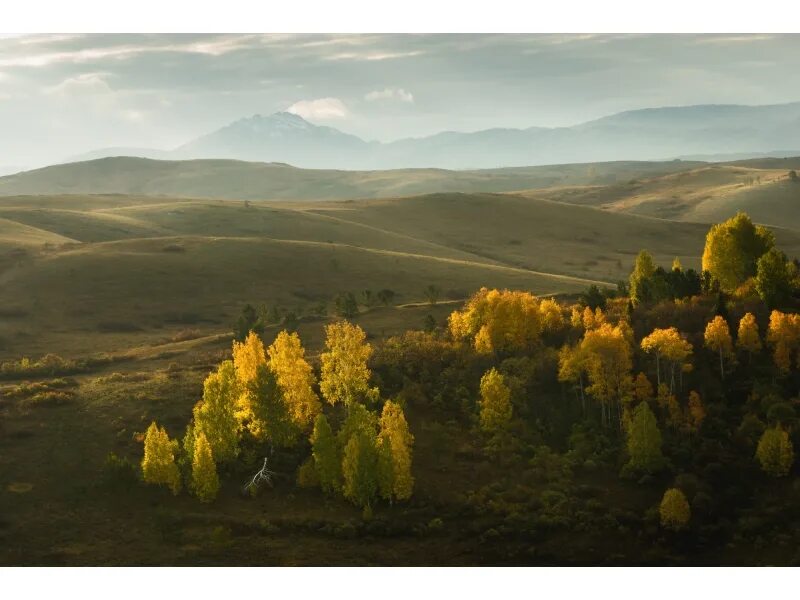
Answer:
[{"xmin": 64, "ymin": 101, "xmax": 800, "ymax": 170}]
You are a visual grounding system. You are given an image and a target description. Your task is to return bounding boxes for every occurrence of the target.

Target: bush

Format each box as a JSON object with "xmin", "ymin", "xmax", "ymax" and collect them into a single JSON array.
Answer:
[
  {"xmin": 296, "ymin": 458, "xmax": 319, "ymax": 489},
  {"xmin": 101, "ymin": 453, "xmax": 139, "ymax": 491}
]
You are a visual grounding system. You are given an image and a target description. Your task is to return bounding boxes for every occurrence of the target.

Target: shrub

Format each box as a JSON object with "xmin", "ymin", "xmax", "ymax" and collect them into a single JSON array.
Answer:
[
  {"xmin": 659, "ymin": 488, "xmax": 691, "ymax": 531},
  {"xmin": 101, "ymin": 453, "xmax": 139, "ymax": 491}
]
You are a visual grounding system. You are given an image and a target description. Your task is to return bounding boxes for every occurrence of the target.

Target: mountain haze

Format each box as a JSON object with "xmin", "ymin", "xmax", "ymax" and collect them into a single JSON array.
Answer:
[{"xmin": 65, "ymin": 101, "xmax": 800, "ymax": 170}]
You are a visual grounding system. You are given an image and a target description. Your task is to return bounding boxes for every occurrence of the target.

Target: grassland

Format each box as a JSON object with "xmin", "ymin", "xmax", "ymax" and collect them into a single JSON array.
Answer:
[
  {"xmin": 521, "ymin": 163, "xmax": 800, "ymax": 228},
  {"xmin": 1, "ymin": 162, "xmax": 800, "ymax": 566},
  {"xmin": 0, "ymin": 157, "xmax": 709, "ymax": 201}
]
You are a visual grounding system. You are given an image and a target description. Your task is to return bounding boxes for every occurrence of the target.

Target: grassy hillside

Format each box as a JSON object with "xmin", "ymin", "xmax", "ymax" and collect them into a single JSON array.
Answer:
[
  {"xmin": 521, "ymin": 164, "xmax": 800, "ymax": 228},
  {"xmin": 1, "ymin": 189, "xmax": 785, "ymax": 360},
  {"xmin": 0, "ymin": 157, "xmax": 708, "ymax": 201}
]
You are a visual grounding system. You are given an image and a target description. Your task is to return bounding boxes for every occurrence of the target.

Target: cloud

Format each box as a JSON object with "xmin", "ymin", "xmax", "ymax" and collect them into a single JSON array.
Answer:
[
  {"xmin": 287, "ymin": 97, "xmax": 349, "ymax": 120},
  {"xmin": 694, "ymin": 35, "xmax": 776, "ymax": 45},
  {"xmin": 45, "ymin": 72, "xmax": 114, "ymax": 96},
  {"xmin": 365, "ymin": 87, "xmax": 414, "ymax": 103}
]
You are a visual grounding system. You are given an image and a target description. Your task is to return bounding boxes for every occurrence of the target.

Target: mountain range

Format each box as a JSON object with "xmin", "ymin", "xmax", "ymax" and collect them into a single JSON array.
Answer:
[{"xmin": 60, "ymin": 101, "xmax": 800, "ymax": 171}]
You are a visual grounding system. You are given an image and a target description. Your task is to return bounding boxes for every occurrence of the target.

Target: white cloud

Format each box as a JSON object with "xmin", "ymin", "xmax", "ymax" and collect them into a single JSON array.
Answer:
[
  {"xmin": 365, "ymin": 87, "xmax": 414, "ymax": 103},
  {"xmin": 325, "ymin": 49, "xmax": 425, "ymax": 62},
  {"xmin": 45, "ymin": 72, "xmax": 113, "ymax": 96},
  {"xmin": 287, "ymin": 97, "xmax": 349, "ymax": 120}
]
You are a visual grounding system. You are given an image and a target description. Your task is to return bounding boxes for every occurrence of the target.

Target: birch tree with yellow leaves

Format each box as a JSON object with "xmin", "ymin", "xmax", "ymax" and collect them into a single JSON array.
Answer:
[{"xmin": 704, "ymin": 316, "xmax": 735, "ymax": 379}]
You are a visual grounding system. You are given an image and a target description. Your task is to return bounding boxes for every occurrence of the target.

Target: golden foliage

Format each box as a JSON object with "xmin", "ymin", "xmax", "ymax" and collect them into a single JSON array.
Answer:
[
  {"xmin": 701, "ymin": 211, "xmax": 775, "ymax": 292},
  {"xmin": 232, "ymin": 331, "xmax": 267, "ymax": 387},
  {"xmin": 633, "ymin": 372, "xmax": 654, "ymax": 403},
  {"xmin": 582, "ymin": 306, "xmax": 606, "ymax": 330},
  {"xmin": 538, "ymin": 298, "xmax": 565, "ymax": 333},
  {"xmin": 687, "ymin": 390, "xmax": 706, "ymax": 431},
  {"xmin": 736, "ymin": 312, "xmax": 762, "ymax": 355},
  {"xmin": 191, "ymin": 431, "xmax": 220, "ymax": 503},
  {"xmin": 659, "ymin": 488, "xmax": 691, "ymax": 531},
  {"xmin": 320, "ymin": 321, "xmax": 374, "ymax": 406},
  {"xmin": 766, "ymin": 310, "xmax": 800, "ymax": 374},
  {"xmin": 580, "ymin": 322, "xmax": 633, "ymax": 407},
  {"xmin": 141, "ymin": 421, "xmax": 181, "ymax": 495},
  {"xmin": 756, "ymin": 427, "xmax": 794, "ymax": 477},
  {"xmin": 479, "ymin": 367, "xmax": 513, "ymax": 433},
  {"xmin": 448, "ymin": 288, "xmax": 542, "ymax": 354},
  {"xmin": 704, "ymin": 316, "xmax": 735, "ymax": 377},
  {"xmin": 640, "ymin": 327, "xmax": 693, "ymax": 389},
  {"xmin": 376, "ymin": 400, "xmax": 414, "ymax": 502},
  {"xmin": 194, "ymin": 360, "xmax": 240, "ymax": 464},
  {"xmin": 267, "ymin": 330, "xmax": 321, "ymax": 430}
]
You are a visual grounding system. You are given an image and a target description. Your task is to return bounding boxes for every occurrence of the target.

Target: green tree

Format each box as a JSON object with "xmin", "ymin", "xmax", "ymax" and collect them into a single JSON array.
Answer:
[
  {"xmin": 335, "ymin": 292, "xmax": 359, "ymax": 318},
  {"xmin": 234, "ymin": 303, "xmax": 261, "ymax": 341},
  {"xmin": 756, "ymin": 427, "xmax": 794, "ymax": 477},
  {"xmin": 141, "ymin": 421, "xmax": 181, "ymax": 495},
  {"xmin": 311, "ymin": 413, "xmax": 341, "ymax": 494},
  {"xmin": 625, "ymin": 402, "xmax": 664, "ymax": 473},
  {"xmin": 245, "ymin": 364, "xmax": 300, "ymax": 447},
  {"xmin": 377, "ymin": 289, "xmax": 396, "ymax": 306},
  {"xmin": 659, "ymin": 488, "xmax": 691, "ymax": 531},
  {"xmin": 479, "ymin": 367, "xmax": 513, "ymax": 434},
  {"xmin": 701, "ymin": 212, "xmax": 774, "ymax": 292},
  {"xmin": 755, "ymin": 248, "xmax": 794, "ymax": 308},
  {"xmin": 342, "ymin": 429, "xmax": 379, "ymax": 514},
  {"xmin": 191, "ymin": 431, "xmax": 220, "ymax": 503},
  {"xmin": 424, "ymin": 284, "xmax": 441, "ymax": 305},
  {"xmin": 629, "ymin": 250, "xmax": 656, "ymax": 305},
  {"xmin": 193, "ymin": 360, "xmax": 240, "ymax": 464}
]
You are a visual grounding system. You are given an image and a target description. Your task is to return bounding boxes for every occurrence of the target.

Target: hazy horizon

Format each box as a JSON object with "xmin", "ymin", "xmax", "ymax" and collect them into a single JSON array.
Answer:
[{"xmin": 2, "ymin": 33, "xmax": 800, "ymax": 167}]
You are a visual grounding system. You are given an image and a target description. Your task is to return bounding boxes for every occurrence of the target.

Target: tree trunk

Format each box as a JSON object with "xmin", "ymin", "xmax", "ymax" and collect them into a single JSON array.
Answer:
[{"xmin": 656, "ymin": 353, "xmax": 661, "ymax": 387}]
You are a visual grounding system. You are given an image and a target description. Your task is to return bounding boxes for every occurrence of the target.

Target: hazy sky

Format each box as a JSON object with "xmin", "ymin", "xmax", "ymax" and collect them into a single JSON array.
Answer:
[{"xmin": 1, "ymin": 33, "xmax": 800, "ymax": 167}]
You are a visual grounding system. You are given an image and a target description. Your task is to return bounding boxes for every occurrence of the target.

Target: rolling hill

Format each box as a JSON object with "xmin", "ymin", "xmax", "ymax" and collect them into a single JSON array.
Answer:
[
  {"xmin": 0, "ymin": 156, "xmax": 708, "ymax": 201},
  {"xmin": 518, "ymin": 162, "xmax": 800, "ymax": 228},
  {"xmin": 4, "ymin": 190, "xmax": 795, "ymax": 359}
]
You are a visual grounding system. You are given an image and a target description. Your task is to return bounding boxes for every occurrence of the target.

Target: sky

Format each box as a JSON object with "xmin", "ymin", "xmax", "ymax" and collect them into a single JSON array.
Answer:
[{"xmin": 1, "ymin": 33, "xmax": 800, "ymax": 168}]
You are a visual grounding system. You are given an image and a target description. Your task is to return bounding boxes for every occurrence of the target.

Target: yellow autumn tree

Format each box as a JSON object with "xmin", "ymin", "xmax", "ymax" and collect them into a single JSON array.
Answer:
[
  {"xmin": 766, "ymin": 310, "xmax": 800, "ymax": 374},
  {"xmin": 687, "ymin": 390, "xmax": 706, "ymax": 432},
  {"xmin": 232, "ymin": 331, "xmax": 267, "ymax": 387},
  {"xmin": 538, "ymin": 298, "xmax": 565, "ymax": 333},
  {"xmin": 755, "ymin": 426, "xmax": 794, "ymax": 477},
  {"xmin": 640, "ymin": 327, "xmax": 693, "ymax": 393},
  {"xmin": 191, "ymin": 431, "xmax": 220, "ymax": 503},
  {"xmin": 659, "ymin": 488, "xmax": 691, "ymax": 531},
  {"xmin": 625, "ymin": 372, "xmax": 654, "ymax": 430},
  {"xmin": 570, "ymin": 306, "xmax": 583, "ymax": 330},
  {"xmin": 320, "ymin": 321, "xmax": 375, "ymax": 407},
  {"xmin": 657, "ymin": 383, "xmax": 682, "ymax": 429},
  {"xmin": 193, "ymin": 360, "xmax": 240, "ymax": 464},
  {"xmin": 581, "ymin": 322, "xmax": 633, "ymax": 428},
  {"xmin": 701, "ymin": 212, "xmax": 775, "ymax": 292},
  {"xmin": 233, "ymin": 331, "xmax": 298, "ymax": 446},
  {"xmin": 141, "ymin": 421, "xmax": 181, "ymax": 495},
  {"xmin": 448, "ymin": 288, "xmax": 542, "ymax": 354},
  {"xmin": 267, "ymin": 330, "xmax": 321, "ymax": 430},
  {"xmin": 704, "ymin": 316, "xmax": 735, "ymax": 379},
  {"xmin": 582, "ymin": 306, "xmax": 606, "ymax": 331},
  {"xmin": 479, "ymin": 367, "xmax": 513, "ymax": 434},
  {"xmin": 736, "ymin": 312, "xmax": 762, "ymax": 360},
  {"xmin": 376, "ymin": 400, "xmax": 414, "ymax": 503},
  {"xmin": 558, "ymin": 343, "xmax": 589, "ymax": 413},
  {"xmin": 633, "ymin": 372, "xmax": 654, "ymax": 403}
]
